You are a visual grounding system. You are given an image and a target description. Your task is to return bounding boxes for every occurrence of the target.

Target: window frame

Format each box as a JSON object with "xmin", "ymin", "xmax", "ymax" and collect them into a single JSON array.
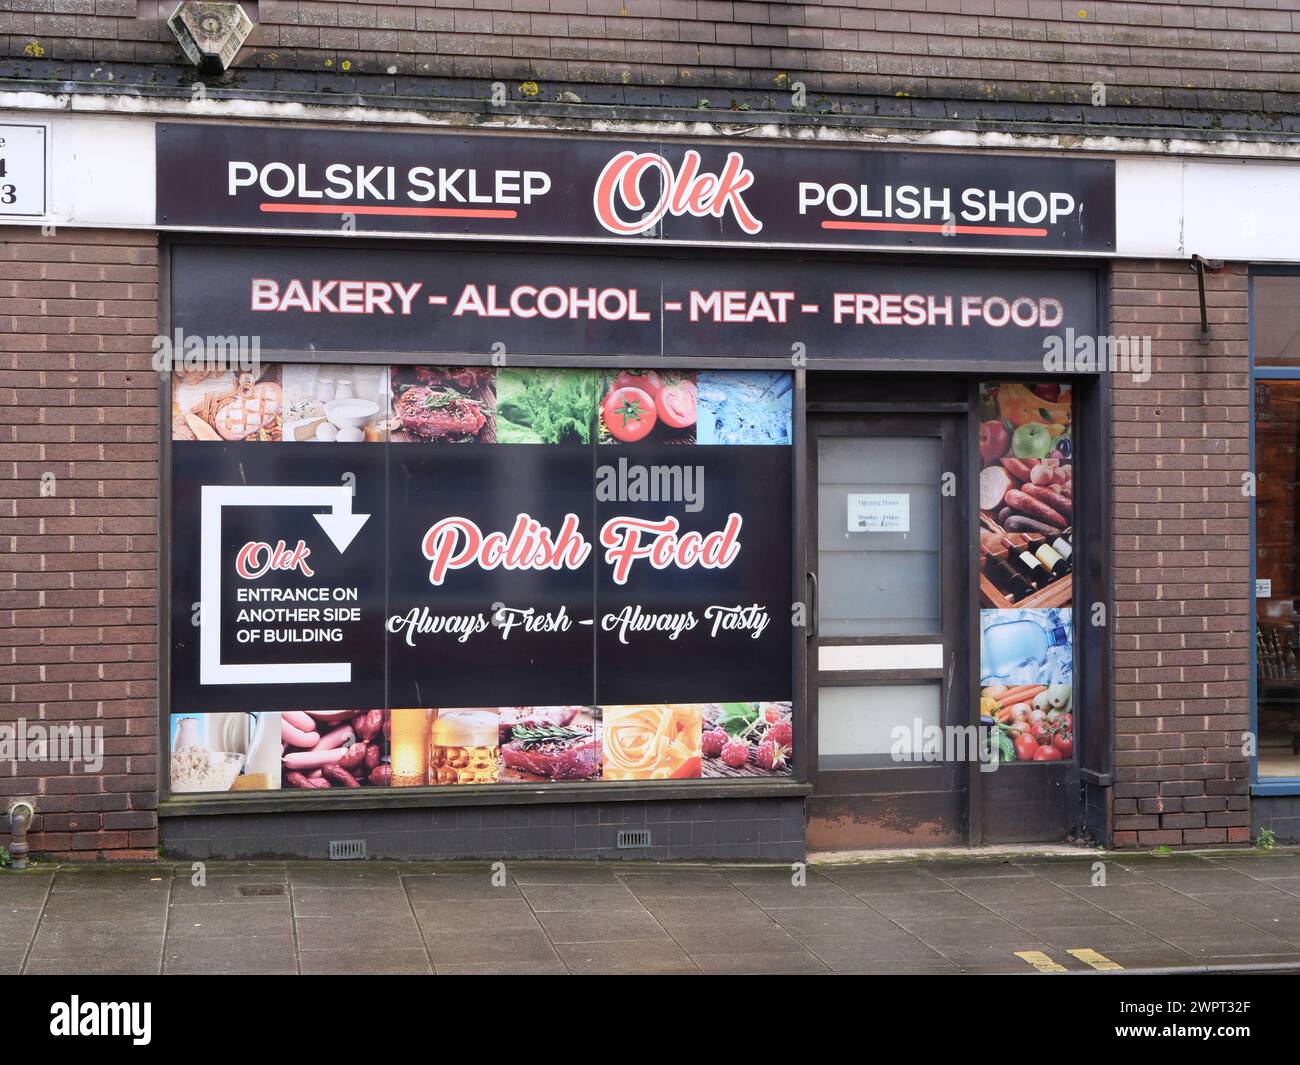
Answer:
[{"xmin": 1249, "ymin": 266, "xmax": 1300, "ymax": 794}]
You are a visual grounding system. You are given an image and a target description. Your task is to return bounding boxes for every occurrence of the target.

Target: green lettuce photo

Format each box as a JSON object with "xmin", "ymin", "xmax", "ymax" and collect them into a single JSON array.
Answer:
[{"xmin": 496, "ymin": 368, "xmax": 602, "ymax": 444}]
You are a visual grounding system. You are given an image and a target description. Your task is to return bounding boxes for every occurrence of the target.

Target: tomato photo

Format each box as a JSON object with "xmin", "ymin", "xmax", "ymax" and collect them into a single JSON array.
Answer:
[
  {"xmin": 1033, "ymin": 744, "xmax": 1064, "ymax": 761},
  {"xmin": 657, "ymin": 378, "xmax": 697, "ymax": 430},
  {"xmin": 1052, "ymin": 733, "xmax": 1073, "ymax": 758},
  {"xmin": 602, "ymin": 386, "xmax": 657, "ymax": 442},
  {"xmin": 612, "ymin": 370, "xmax": 665, "ymax": 400},
  {"xmin": 1014, "ymin": 733, "xmax": 1040, "ymax": 762}
]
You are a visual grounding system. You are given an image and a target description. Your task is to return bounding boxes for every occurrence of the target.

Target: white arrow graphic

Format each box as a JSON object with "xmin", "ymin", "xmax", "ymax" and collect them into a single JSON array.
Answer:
[
  {"xmin": 199, "ymin": 484, "xmax": 371, "ymax": 687},
  {"xmin": 313, "ymin": 492, "xmax": 371, "ymax": 553}
]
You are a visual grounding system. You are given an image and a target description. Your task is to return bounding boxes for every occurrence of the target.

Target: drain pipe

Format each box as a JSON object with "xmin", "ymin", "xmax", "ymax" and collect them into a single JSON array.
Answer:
[{"xmin": 7, "ymin": 800, "xmax": 34, "ymax": 870}]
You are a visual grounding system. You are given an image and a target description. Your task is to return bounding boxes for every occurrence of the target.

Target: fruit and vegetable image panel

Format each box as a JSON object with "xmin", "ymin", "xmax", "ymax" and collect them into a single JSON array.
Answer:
[
  {"xmin": 978, "ymin": 381, "xmax": 1075, "ymax": 766},
  {"xmin": 168, "ymin": 365, "xmax": 795, "ymax": 794}
]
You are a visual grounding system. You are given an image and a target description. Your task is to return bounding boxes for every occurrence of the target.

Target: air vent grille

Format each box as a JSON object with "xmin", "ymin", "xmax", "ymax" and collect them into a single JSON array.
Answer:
[
  {"xmin": 328, "ymin": 839, "xmax": 368, "ymax": 860},
  {"xmin": 616, "ymin": 829, "xmax": 651, "ymax": 849},
  {"xmin": 237, "ymin": 884, "xmax": 286, "ymax": 897}
]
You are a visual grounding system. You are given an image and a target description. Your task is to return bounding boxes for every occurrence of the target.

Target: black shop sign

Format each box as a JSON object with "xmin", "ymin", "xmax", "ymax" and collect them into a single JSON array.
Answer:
[
  {"xmin": 169, "ymin": 243, "xmax": 1100, "ymax": 367},
  {"xmin": 157, "ymin": 123, "xmax": 1115, "ymax": 253}
]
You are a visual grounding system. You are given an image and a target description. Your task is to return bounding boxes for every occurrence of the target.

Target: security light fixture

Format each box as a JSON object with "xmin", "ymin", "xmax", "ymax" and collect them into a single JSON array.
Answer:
[{"xmin": 168, "ymin": 1, "xmax": 253, "ymax": 75}]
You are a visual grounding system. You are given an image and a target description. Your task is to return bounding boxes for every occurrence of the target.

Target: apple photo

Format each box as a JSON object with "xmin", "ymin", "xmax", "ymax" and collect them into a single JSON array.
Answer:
[{"xmin": 977, "ymin": 383, "xmax": 1074, "ymax": 610}]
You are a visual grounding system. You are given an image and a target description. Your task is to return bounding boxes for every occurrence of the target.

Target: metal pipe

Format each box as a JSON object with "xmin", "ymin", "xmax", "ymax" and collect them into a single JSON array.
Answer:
[
  {"xmin": 7, "ymin": 801, "xmax": 34, "ymax": 871},
  {"xmin": 1189, "ymin": 254, "xmax": 1224, "ymax": 347}
]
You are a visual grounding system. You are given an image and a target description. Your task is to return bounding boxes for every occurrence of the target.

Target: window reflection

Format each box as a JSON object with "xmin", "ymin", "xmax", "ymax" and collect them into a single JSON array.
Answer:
[{"xmin": 1255, "ymin": 379, "xmax": 1300, "ymax": 778}]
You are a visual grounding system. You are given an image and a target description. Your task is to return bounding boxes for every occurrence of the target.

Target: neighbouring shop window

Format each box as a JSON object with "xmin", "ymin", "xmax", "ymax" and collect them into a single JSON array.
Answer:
[
  {"xmin": 167, "ymin": 363, "xmax": 796, "ymax": 795},
  {"xmin": 1254, "ymin": 379, "xmax": 1300, "ymax": 780},
  {"xmin": 1254, "ymin": 275, "xmax": 1300, "ymax": 366},
  {"xmin": 977, "ymin": 382, "xmax": 1076, "ymax": 765}
]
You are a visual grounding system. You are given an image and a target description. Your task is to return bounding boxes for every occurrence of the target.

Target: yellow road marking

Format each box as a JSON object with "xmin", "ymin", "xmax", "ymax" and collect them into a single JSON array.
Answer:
[
  {"xmin": 1068, "ymin": 948, "xmax": 1123, "ymax": 971},
  {"xmin": 1014, "ymin": 950, "xmax": 1067, "ymax": 972}
]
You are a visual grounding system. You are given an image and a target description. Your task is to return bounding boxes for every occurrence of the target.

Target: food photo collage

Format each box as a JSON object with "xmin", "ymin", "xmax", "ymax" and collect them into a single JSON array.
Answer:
[
  {"xmin": 978, "ymin": 382, "xmax": 1076, "ymax": 765},
  {"xmin": 171, "ymin": 364, "xmax": 794, "ymax": 447},
  {"xmin": 168, "ymin": 703, "xmax": 796, "ymax": 795}
]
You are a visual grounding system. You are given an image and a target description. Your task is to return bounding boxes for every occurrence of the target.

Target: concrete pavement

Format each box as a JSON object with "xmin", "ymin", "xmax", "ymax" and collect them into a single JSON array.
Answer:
[{"xmin": 4, "ymin": 849, "xmax": 1300, "ymax": 975}]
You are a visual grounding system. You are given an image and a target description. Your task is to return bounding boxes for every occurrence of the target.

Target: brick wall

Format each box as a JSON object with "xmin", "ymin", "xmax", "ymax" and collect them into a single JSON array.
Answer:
[
  {"xmin": 1109, "ymin": 260, "xmax": 1253, "ymax": 848},
  {"xmin": 3, "ymin": 1, "xmax": 1298, "ymax": 120},
  {"xmin": 0, "ymin": 227, "xmax": 160, "ymax": 860}
]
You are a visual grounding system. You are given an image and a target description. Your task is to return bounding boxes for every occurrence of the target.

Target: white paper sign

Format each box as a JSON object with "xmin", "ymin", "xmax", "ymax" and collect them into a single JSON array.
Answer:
[
  {"xmin": 0, "ymin": 123, "xmax": 48, "ymax": 218},
  {"xmin": 1257, "ymin": 578, "xmax": 1272, "ymax": 598},
  {"xmin": 847, "ymin": 493, "xmax": 909, "ymax": 532}
]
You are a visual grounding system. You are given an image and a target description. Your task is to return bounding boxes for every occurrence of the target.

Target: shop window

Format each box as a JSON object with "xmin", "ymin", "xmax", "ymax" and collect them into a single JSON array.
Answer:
[
  {"xmin": 1254, "ymin": 380, "xmax": 1300, "ymax": 781},
  {"xmin": 1254, "ymin": 275, "xmax": 1300, "ymax": 366},
  {"xmin": 1253, "ymin": 271, "xmax": 1300, "ymax": 788},
  {"xmin": 166, "ymin": 363, "xmax": 800, "ymax": 797},
  {"xmin": 816, "ymin": 435, "xmax": 942, "ymax": 637},
  {"xmin": 818, "ymin": 683, "xmax": 943, "ymax": 770}
]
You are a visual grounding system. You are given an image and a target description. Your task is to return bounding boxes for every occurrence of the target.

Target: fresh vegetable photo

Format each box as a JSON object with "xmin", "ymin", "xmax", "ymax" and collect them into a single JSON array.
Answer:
[
  {"xmin": 981, "ymin": 682, "xmax": 1073, "ymax": 765},
  {"xmin": 496, "ymin": 369, "xmax": 602, "ymax": 444},
  {"xmin": 599, "ymin": 371, "xmax": 697, "ymax": 444}
]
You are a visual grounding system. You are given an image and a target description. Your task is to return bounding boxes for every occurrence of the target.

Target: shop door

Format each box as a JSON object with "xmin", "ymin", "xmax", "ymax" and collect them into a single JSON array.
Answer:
[{"xmin": 805, "ymin": 414, "xmax": 970, "ymax": 849}]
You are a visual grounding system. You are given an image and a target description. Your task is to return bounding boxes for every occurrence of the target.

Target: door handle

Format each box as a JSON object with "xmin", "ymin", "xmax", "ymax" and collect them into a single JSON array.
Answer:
[{"xmin": 806, "ymin": 570, "xmax": 818, "ymax": 640}]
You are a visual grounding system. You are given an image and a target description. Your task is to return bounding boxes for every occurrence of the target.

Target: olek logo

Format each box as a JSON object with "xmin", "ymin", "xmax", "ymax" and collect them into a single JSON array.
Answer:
[{"xmin": 593, "ymin": 149, "xmax": 762, "ymax": 236}]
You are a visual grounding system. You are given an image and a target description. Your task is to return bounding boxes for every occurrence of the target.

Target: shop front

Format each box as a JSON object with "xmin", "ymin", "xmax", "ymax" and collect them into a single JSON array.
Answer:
[{"xmin": 144, "ymin": 122, "xmax": 1115, "ymax": 859}]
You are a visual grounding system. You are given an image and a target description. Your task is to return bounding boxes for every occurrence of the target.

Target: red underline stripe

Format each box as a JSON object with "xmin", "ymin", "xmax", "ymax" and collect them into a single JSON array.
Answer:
[
  {"xmin": 821, "ymin": 220, "xmax": 1048, "ymax": 237},
  {"xmin": 259, "ymin": 203, "xmax": 519, "ymax": 219}
]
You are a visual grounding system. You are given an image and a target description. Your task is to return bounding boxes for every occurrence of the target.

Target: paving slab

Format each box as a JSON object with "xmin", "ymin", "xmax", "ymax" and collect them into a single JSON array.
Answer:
[
  {"xmin": 732, "ymin": 877, "xmax": 864, "ymax": 909},
  {"xmin": 510, "ymin": 864, "xmax": 622, "ymax": 885},
  {"xmin": 437, "ymin": 959, "xmax": 569, "ymax": 975},
  {"xmin": 535, "ymin": 908, "xmax": 669, "ymax": 944},
  {"xmin": 518, "ymin": 882, "xmax": 642, "ymax": 912},
  {"xmin": 162, "ymin": 934, "xmax": 297, "ymax": 975},
  {"xmin": 169, "ymin": 874, "xmax": 288, "ymax": 905},
  {"xmin": 819, "ymin": 865, "xmax": 951, "ymax": 893},
  {"xmin": 860, "ymin": 889, "xmax": 993, "ymax": 918},
  {"xmin": 49, "ymin": 868, "xmax": 171, "ymax": 892},
  {"xmin": 1210, "ymin": 854, "xmax": 1300, "ymax": 877},
  {"xmin": 0, "ymin": 948, "xmax": 28, "ymax": 975},
  {"xmin": 617, "ymin": 870, "xmax": 743, "ymax": 898},
  {"xmin": 166, "ymin": 902, "xmax": 294, "ymax": 939},
  {"xmin": 764, "ymin": 905, "xmax": 900, "ymax": 939},
  {"xmin": 556, "ymin": 939, "xmax": 699, "ymax": 974},
  {"xmin": 425, "ymin": 928, "xmax": 560, "ymax": 968},
  {"xmin": 401, "ymin": 872, "xmax": 523, "ymax": 902},
  {"xmin": 1132, "ymin": 867, "xmax": 1278, "ymax": 894},
  {"xmin": 295, "ymin": 914, "xmax": 423, "ymax": 951},
  {"xmin": 797, "ymin": 932, "xmax": 954, "ymax": 971},
  {"xmin": 300, "ymin": 947, "xmax": 434, "ymax": 975},
  {"xmin": 1020, "ymin": 924, "xmax": 1178, "ymax": 954},
  {"xmin": 0, "ymin": 872, "xmax": 55, "ymax": 906},
  {"xmin": 692, "ymin": 948, "xmax": 831, "ymax": 974},
  {"xmin": 26, "ymin": 953, "xmax": 163, "ymax": 976},
  {"xmin": 291, "ymin": 885, "xmax": 413, "ymax": 918},
  {"xmin": 288, "ymin": 865, "xmax": 406, "ymax": 889},
  {"xmin": 411, "ymin": 897, "xmax": 544, "ymax": 933}
]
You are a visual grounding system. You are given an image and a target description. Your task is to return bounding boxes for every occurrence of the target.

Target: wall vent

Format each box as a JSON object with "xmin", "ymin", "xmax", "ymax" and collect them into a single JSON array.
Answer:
[
  {"xmin": 616, "ymin": 829, "xmax": 651, "ymax": 849},
  {"xmin": 329, "ymin": 839, "xmax": 368, "ymax": 860}
]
